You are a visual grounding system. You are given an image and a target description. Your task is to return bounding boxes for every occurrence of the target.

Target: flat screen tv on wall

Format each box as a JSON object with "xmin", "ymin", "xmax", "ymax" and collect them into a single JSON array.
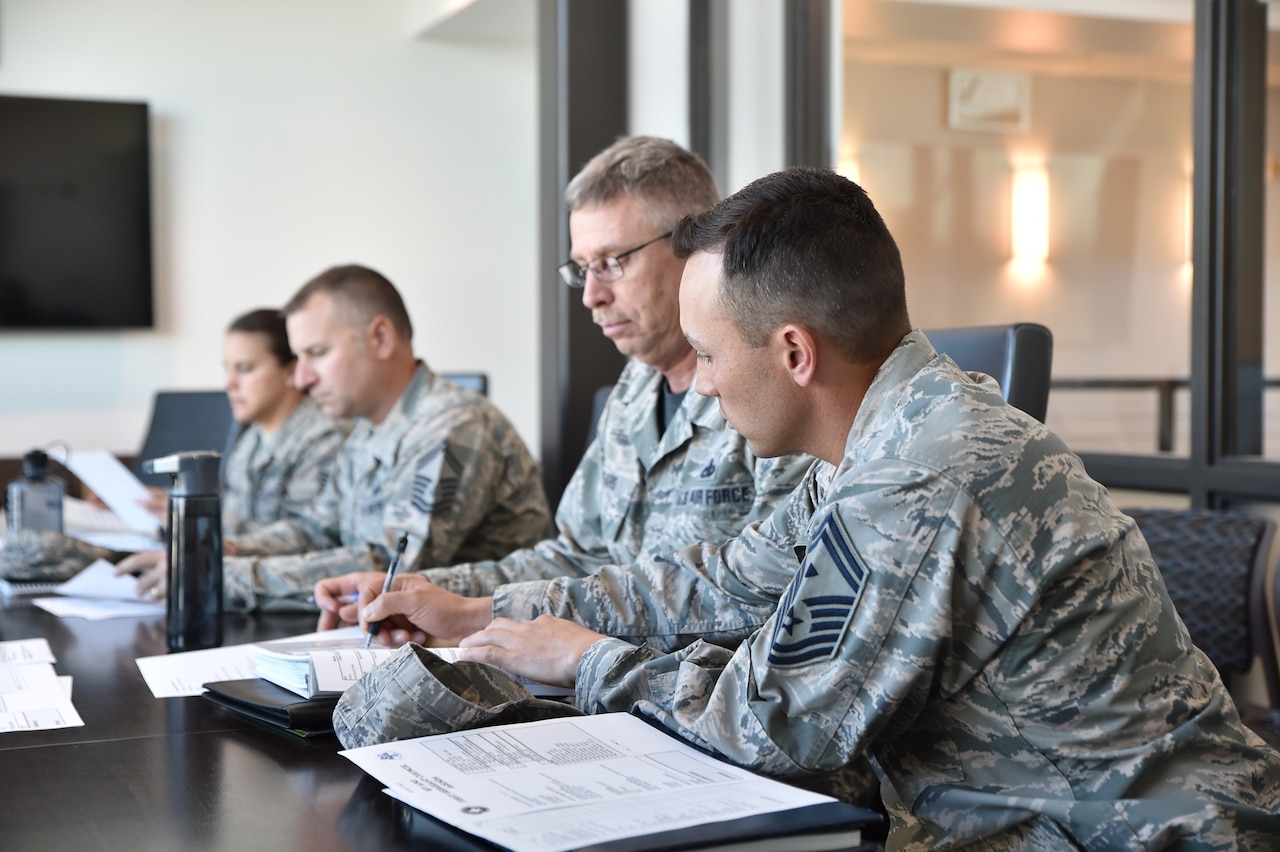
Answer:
[{"xmin": 0, "ymin": 94, "xmax": 153, "ymax": 330}]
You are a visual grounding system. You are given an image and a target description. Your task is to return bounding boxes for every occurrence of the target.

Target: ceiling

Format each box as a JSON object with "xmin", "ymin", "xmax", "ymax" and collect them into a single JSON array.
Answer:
[{"xmin": 845, "ymin": 0, "xmax": 1280, "ymax": 86}]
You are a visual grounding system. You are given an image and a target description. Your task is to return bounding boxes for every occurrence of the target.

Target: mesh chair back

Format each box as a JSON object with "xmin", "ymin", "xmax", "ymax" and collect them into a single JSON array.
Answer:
[{"xmin": 1126, "ymin": 508, "xmax": 1277, "ymax": 700}]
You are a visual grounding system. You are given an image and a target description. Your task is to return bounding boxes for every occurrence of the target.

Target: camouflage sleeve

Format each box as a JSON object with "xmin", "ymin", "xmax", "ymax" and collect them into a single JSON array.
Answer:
[
  {"xmin": 226, "ymin": 448, "xmax": 346, "ymax": 557},
  {"xmin": 274, "ymin": 424, "xmax": 346, "ymax": 529},
  {"xmin": 422, "ymin": 538, "xmax": 610, "ymax": 597},
  {"xmin": 493, "ymin": 517, "xmax": 798, "ymax": 653},
  {"xmin": 421, "ymin": 448, "xmax": 608, "ymax": 596},
  {"xmin": 223, "ymin": 545, "xmax": 374, "ymax": 612},
  {"xmin": 491, "ymin": 463, "xmax": 828, "ymax": 651},
  {"xmin": 390, "ymin": 413, "xmax": 540, "ymax": 573}
]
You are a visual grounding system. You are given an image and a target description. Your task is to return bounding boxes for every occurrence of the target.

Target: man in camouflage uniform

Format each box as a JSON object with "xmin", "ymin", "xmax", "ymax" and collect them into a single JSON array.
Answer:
[
  {"xmin": 365, "ymin": 169, "xmax": 1280, "ymax": 846},
  {"xmin": 313, "ymin": 137, "xmax": 812, "ymax": 653},
  {"xmin": 222, "ymin": 264, "xmax": 550, "ymax": 612}
]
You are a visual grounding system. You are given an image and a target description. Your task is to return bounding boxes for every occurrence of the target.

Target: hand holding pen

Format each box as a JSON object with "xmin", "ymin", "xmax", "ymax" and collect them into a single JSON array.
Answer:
[{"xmin": 365, "ymin": 533, "xmax": 409, "ymax": 648}]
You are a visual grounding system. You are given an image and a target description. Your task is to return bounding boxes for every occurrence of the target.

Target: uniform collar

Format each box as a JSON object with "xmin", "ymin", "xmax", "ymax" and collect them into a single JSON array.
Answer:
[
  {"xmin": 620, "ymin": 360, "xmax": 725, "ymax": 468},
  {"xmin": 360, "ymin": 361, "xmax": 433, "ymax": 467}
]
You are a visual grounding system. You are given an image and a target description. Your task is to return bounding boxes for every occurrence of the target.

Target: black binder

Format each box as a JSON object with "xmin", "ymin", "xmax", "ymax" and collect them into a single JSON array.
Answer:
[{"xmin": 203, "ymin": 677, "xmax": 338, "ymax": 739}]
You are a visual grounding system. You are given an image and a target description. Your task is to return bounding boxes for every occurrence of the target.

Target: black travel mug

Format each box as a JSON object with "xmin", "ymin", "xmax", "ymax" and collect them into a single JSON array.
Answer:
[{"xmin": 143, "ymin": 451, "xmax": 223, "ymax": 651}]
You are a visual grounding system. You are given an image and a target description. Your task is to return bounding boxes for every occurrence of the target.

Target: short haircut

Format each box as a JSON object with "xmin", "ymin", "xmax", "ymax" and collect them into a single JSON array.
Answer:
[
  {"xmin": 564, "ymin": 136, "xmax": 721, "ymax": 231},
  {"xmin": 671, "ymin": 167, "xmax": 910, "ymax": 364},
  {"xmin": 284, "ymin": 264, "xmax": 413, "ymax": 342},
  {"xmin": 227, "ymin": 308, "xmax": 294, "ymax": 366}
]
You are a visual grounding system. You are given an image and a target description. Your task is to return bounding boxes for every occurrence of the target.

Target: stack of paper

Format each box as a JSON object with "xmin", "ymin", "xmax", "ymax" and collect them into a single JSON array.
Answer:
[
  {"xmin": 31, "ymin": 559, "xmax": 164, "ymax": 620},
  {"xmin": 0, "ymin": 638, "xmax": 85, "ymax": 732},
  {"xmin": 253, "ymin": 628, "xmax": 396, "ymax": 698}
]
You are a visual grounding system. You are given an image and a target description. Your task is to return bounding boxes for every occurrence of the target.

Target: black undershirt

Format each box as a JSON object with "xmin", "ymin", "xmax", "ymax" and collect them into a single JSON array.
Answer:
[{"xmin": 659, "ymin": 380, "xmax": 687, "ymax": 435}]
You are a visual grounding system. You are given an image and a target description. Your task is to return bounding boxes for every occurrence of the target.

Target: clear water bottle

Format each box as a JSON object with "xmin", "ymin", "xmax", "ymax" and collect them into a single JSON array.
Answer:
[
  {"xmin": 143, "ymin": 451, "xmax": 223, "ymax": 651},
  {"xmin": 6, "ymin": 449, "xmax": 64, "ymax": 533}
]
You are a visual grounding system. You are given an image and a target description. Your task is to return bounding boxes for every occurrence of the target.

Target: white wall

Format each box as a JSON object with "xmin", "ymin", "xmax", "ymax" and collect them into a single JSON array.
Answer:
[{"xmin": 0, "ymin": 0, "xmax": 539, "ymax": 459}]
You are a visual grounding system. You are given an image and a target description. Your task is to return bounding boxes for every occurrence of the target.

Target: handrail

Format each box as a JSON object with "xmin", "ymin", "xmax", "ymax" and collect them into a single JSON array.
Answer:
[{"xmin": 1051, "ymin": 377, "xmax": 1280, "ymax": 453}]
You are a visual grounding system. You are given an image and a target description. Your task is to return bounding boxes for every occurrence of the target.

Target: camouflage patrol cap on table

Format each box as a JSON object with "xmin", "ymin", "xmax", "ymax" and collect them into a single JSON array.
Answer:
[
  {"xmin": 0, "ymin": 530, "xmax": 111, "ymax": 582},
  {"xmin": 333, "ymin": 642, "xmax": 583, "ymax": 749}
]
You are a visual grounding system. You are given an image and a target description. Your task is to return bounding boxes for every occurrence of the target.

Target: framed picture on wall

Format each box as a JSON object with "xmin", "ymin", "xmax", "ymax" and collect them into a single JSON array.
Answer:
[{"xmin": 948, "ymin": 68, "xmax": 1030, "ymax": 133}]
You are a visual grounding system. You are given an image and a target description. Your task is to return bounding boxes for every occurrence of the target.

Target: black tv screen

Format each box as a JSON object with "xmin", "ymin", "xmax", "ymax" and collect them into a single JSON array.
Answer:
[{"xmin": 0, "ymin": 94, "xmax": 153, "ymax": 329}]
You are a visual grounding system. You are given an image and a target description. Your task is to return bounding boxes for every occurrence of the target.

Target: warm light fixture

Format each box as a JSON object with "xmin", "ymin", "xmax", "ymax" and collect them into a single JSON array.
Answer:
[
  {"xmin": 837, "ymin": 145, "xmax": 861, "ymax": 184},
  {"xmin": 1011, "ymin": 166, "xmax": 1049, "ymax": 264}
]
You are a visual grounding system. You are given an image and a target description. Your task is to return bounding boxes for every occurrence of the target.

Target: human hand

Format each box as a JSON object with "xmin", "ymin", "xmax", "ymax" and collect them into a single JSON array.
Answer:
[
  {"xmin": 313, "ymin": 571, "xmax": 387, "ymax": 631},
  {"xmin": 357, "ymin": 573, "xmax": 493, "ymax": 647},
  {"xmin": 115, "ymin": 550, "xmax": 167, "ymax": 601},
  {"xmin": 458, "ymin": 616, "xmax": 603, "ymax": 689}
]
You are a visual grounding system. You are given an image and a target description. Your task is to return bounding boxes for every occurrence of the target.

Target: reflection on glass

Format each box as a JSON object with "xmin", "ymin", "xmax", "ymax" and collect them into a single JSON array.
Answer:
[{"xmin": 841, "ymin": 0, "xmax": 1196, "ymax": 456}]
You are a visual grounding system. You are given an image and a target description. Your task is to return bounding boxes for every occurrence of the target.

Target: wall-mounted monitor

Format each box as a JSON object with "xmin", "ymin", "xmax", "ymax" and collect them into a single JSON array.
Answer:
[{"xmin": 0, "ymin": 94, "xmax": 153, "ymax": 330}]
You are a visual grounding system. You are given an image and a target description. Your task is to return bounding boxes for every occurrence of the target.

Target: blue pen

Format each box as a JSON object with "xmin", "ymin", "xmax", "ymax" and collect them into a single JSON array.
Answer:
[{"xmin": 366, "ymin": 533, "xmax": 409, "ymax": 648}]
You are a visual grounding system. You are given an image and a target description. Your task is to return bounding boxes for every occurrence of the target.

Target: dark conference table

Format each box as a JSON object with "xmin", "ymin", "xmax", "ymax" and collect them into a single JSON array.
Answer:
[{"xmin": 0, "ymin": 600, "xmax": 479, "ymax": 852}]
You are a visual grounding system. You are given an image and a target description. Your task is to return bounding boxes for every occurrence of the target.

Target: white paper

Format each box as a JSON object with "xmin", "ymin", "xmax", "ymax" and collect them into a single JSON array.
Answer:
[
  {"xmin": 33, "ymin": 596, "xmax": 165, "ymax": 620},
  {"xmin": 341, "ymin": 713, "xmax": 835, "ymax": 852},
  {"xmin": 253, "ymin": 626, "xmax": 393, "ymax": 696},
  {"xmin": 63, "ymin": 496, "xmax": 137, "ymax": 533},
  {"xmin": 55, "ymin": 558, "xmax": 151, "ymax": 601},
  {"xmin": 70, "ymin": 530, "xmax": 166, "ymax": 553},
  {"xmin": 60, "ymin": 449, "xmax": 164, "ymax": 537},
  {"xmin": 0, "ymin": 638, "xmax": 57, "ymax": 666},
  {"xmin": 136, "ymin": 644, "xmax": 259, "ymax": 698},
  {"xmin": 63, "ymin": 494, "xmax": 165, "ymax": 550},
  {"xmin": 0, "ymin": 662, "xmax": 85, "ymax": 731}
]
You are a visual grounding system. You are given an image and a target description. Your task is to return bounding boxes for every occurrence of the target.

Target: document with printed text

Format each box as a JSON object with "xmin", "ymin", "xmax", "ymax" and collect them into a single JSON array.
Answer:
[
  {"xmin": 0, "ymin": 640, "xmax": 83, "ymax": 732},
  {"xmin": 341, "ymin": 712, "xmax": 865, "ymax": 852},
  {"xmin": 136, "ymin": 644, "xmax": 260, "ymax": 698}
]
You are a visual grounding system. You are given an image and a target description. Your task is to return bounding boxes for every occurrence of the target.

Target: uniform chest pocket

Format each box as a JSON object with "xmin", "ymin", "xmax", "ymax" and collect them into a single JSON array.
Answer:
[{"xmin": 597, "ymin": 470, "xmax": 642, "ymax": 542}]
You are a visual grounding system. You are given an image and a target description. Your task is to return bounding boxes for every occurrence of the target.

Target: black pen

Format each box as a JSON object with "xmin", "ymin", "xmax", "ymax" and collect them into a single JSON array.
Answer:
[{"xmin": 366, "ymin": 533, "xmax": 409, "ymax": 649}]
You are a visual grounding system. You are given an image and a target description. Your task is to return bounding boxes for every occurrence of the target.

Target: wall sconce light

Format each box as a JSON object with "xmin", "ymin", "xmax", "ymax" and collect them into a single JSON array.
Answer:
[
  {"xmin": 1011, "ymin": 166, "xmax": 1049, "ymax": 265},
  {"xmin": 837, "ymin": 146, "xmax": 861, "ymax": 184}
]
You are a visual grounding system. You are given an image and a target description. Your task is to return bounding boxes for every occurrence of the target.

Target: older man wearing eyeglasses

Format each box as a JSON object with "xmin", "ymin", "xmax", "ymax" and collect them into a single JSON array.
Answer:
[{"xmin": 314, "ymin": 137, "xmax": 816, "ymax": 652}]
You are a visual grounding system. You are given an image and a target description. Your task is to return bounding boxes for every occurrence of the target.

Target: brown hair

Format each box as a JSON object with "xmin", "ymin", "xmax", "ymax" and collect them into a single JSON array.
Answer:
[{"xmin": 671, "ymin": 167, "xmax": 910, "ymax": 363}]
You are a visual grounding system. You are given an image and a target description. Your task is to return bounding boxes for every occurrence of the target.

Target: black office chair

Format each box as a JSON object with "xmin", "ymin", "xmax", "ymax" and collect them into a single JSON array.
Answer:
[
  {"xmin": 924, "ymin": 322, "xmax": 1054, "ymax": 422},
  {"xmin": 134, "ymin": 390, "xmax": 236, "ymax": 487},
  {"xmin": 582, "ymin": 324, "xmax": 1054, "ymax": 448},
  {"xmin": 440, "ymin": 372, "xmax": 489, "ymax": 397},
  {"xmin": 1125, "ymin": 507, "xmax": 1280, "ymax": 746}
]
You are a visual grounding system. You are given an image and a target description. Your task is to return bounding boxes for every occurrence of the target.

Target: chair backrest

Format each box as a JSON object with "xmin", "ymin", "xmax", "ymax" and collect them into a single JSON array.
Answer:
[
  {"xmin": 441, "ymin": 372, "xmax": 488, "ymax": 397},
  {"xmin": 1126, "ymin": 507, "xmax": 1280, "ymax": 709},
  {"xmin": 924, "ymin": 322, "xmax": 1053, "ymax": 422},
  {"xmin": 134, "ymin": 390, "xmax": 236, "ymax": 487}
]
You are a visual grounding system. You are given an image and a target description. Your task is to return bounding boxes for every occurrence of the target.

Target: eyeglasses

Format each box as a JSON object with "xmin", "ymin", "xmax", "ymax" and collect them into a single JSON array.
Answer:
[{"xmin": 556, "ymin": 232, "xmax": 672, "ymax": 288}]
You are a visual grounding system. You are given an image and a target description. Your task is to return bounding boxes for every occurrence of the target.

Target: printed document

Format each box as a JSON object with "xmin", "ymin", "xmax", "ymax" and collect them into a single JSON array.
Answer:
[
  {"xmin": 341, "ymin": 713, "xmax": 841, "ymax": 852},
  {"xmin": 59, "ymin": 449, "xmax": 164, "ymax": 540},
  {"xmin": 0, "ymin": 638, "xmax": 56, "ymax": 666},
  {"xmin": 0, "ymin": 654, "xmax": 84, "ymax": 731},
  {"xmin": 136, "ymin": 644, "xmax": 260, "ymax": 698}
]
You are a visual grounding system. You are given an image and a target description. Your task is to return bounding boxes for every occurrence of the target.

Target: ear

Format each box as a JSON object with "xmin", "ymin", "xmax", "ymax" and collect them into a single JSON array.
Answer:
[
  {"xmin": 776, "ymin": 323, "xmax": 818, "ymax": 387},
  {"xmin": 365, "ymin": 315, "xmax": 397, "ymax": 360}
]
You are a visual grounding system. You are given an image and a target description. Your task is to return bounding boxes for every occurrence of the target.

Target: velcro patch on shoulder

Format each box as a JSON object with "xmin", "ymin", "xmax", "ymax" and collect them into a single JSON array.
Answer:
[{"xmin": 767, "ymin": 510, "xmax": 866, "ymax": 667}]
